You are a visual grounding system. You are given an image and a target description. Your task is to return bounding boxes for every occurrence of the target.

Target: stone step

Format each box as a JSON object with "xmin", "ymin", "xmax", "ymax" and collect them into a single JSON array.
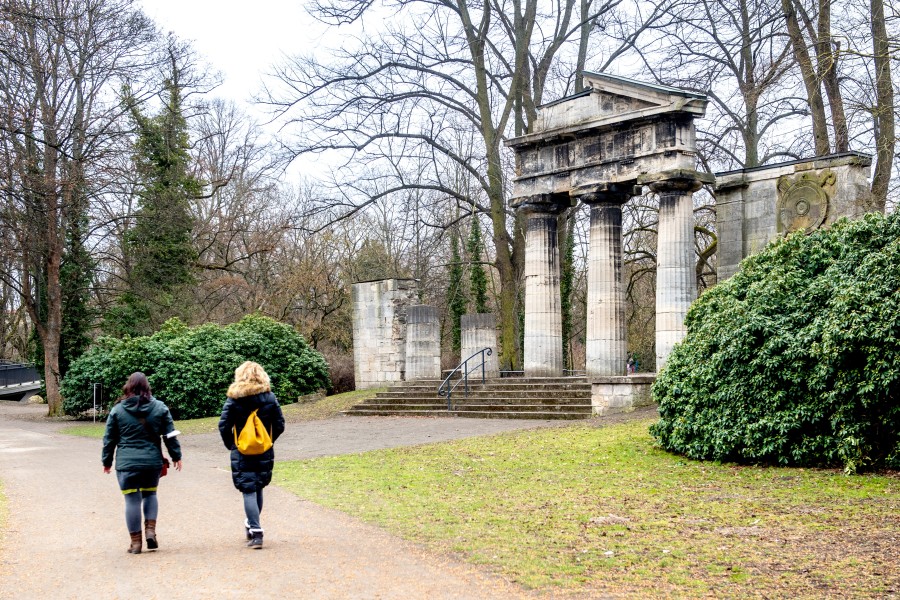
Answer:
[
  {"xmin": 369, "ymin": 396, "xmax": 591, "ymax": 406},
  {"xmin": 393, "ymin": 385, "xmax": 593, "ymax": 395},
  {"xmin": 352, "ymin": 402, "xmax": 591, "ymax": 412},
  {"xmin": 349, "ymin": 376, "xmax": 601, "ymax": 420},
  {"xmin": 343, "ymin": 408, "xmax": 592, "ymax": 420},
  {"xmin": 377, "ymin": 390, "xmax": 591, "ymax": 400},
  {"xmin": 403, "ymin": 376, "xmax": 590, "ymax": 386}
]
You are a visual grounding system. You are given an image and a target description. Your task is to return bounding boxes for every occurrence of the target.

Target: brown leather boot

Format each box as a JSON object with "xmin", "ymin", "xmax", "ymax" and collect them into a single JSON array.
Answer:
[
  {"xmin": 127, "ymin": 531, "xmax": 142, "ymax": 554},
  {"xmin": 144, "ymin": 519, "xmax": 157, "ymax": 550}
]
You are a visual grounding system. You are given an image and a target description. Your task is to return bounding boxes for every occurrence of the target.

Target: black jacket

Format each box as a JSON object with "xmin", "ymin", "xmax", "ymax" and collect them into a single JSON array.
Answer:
[{"xmin": 218, "ymin": 388, "xmax": 285, "ymax": 493}]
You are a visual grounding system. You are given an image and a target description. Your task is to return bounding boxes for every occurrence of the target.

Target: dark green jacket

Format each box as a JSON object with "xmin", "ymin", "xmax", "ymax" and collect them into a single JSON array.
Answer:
[{"xmin": 102, "ymin": 396, "xmax": 182, "ymax": 471}]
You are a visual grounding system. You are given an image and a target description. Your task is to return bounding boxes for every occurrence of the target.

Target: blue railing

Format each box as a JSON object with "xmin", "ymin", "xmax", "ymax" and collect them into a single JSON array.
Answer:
[
  {"xmin": 437, "ymin": 348, "xmax": 492, "ymax": 410},
  {"xmin": 0, "ymin": 361, "xmax": 41, "ymax": 387}
]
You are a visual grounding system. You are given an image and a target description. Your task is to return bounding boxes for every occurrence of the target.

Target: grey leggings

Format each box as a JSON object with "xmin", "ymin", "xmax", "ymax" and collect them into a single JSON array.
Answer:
[
  {"xmin": 243, "ymin": 488, "xmax": 264, "ymax": 532},
  {"xmin": 124, "ymin": 491, "xmax": 158, "ymax": 534}
]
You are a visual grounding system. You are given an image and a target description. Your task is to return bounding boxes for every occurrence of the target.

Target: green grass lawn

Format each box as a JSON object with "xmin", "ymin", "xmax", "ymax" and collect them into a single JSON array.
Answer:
[
  {"xmin": 274, "ymin": 419, "xmax": 900, "ymax": 598},
  {"xmin": 60, "ymin": 388, "xmax": 382, "ymax": 438}
]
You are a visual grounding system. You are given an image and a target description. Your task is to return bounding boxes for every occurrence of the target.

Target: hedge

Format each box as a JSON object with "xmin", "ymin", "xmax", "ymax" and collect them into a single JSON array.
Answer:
[
  {"xmin": 61, "ymin": 314, "xmax": 330, "ymax": 419},
  {"xmin": 650, "ymin": 212, "xmax": 900, "ymax": 472}
]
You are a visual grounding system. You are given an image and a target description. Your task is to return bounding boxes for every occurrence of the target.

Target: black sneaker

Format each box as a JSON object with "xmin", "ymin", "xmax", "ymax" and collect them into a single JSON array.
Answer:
[{"xmin": 247, "ymin": 533, "xmax": 263, "ymax": 549}]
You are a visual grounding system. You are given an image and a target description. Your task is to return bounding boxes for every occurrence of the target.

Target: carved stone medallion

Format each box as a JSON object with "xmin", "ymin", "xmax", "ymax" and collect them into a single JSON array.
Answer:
[{"xmin": 776, "ymin": 169, "xmax": 835, "ymax": 235}]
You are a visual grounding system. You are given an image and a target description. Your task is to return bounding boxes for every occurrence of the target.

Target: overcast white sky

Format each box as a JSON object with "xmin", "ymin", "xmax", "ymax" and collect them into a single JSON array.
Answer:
[{"xmin": 139, "ymin": 0, "xmax": 321, "ymax": 117}]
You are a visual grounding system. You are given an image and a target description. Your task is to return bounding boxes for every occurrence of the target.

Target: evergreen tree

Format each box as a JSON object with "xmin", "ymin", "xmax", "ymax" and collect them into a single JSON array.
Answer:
[
  {"xmin": 448, "ymin": 232, "xmax": 467, "ymax": 354},
  {"xmin": 560, "ymin": 214, "xmax": 575, "ymax": 371},
  {"xmin": 108, "ymin": 55, "xmax": 200, "ymax": 336},
  {"xmin": 467, "ymin": 213, "xmax": 489, "ymax": 314}
]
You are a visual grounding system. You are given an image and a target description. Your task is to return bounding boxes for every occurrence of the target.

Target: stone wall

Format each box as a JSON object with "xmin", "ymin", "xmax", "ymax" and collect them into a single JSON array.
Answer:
[
  {"xmin": 591, "ymin": 374, "xmax": 655, "ymax": 416},
  {"xmin": 351, "ymin": 279, "xmax": 418, "ymax": 389},
  {"xmin": 716, "ymin": 152, "xmax": 874, "ymax": 280}
]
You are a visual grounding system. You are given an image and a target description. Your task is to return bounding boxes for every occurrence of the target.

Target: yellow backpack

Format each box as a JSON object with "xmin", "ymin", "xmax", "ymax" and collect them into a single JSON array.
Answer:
[{"xmin": 234, "ymin": 409, "xmax": 273, "ymax": 455}]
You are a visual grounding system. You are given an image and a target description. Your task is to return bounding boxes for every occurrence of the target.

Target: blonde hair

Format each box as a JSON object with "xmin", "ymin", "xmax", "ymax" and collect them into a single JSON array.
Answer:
[{"xmin": 233, "ymin": 361, "xmax": 270, "ymax": 387}]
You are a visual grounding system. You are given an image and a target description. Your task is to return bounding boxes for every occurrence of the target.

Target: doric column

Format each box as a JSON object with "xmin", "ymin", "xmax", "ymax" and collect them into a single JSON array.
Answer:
[
  {"xmin": 522, "ymin": 202, "xmax": 566, "ymax": 377},
  {"xmin": 650, "ymin": 177, "xmax": 703, "ymax": 371},
  {"xmin": 577, "ymin": 186, "xmax": 636, "ymax": 377}
]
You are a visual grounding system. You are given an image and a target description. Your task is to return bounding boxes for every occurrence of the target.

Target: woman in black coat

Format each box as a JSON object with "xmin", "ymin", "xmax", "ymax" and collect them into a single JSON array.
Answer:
[{"xmin": 218, "ymin": 361, "xmax": 285, "ymax": 549}]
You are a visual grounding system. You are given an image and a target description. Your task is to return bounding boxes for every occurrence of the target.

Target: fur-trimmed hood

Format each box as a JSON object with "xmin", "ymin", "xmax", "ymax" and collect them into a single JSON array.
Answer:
[{"xmin": 227, "ymin": 380, "xmax": 271, "ymax": 399}]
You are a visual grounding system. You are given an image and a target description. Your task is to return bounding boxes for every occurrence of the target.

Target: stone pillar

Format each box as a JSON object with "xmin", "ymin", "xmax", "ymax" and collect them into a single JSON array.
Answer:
[
  {"xmin": 523, "ymin": 205, "xmax": 564, "ymax": 377},
  {"xmin": 461, "ymin": 313, "xmax": 499, "ymax": 378},
  {"xmin": 351, "ymin": 278, "xmax": 418, "ymax": 389},
  {"xmin": 405, "ymin": 305, "xmax": 441, "ymax": 380},
  {"xmin": 650, "ymin": 178, "xmax": 702, "ymax": 371},
  {"xmin": 579, "ymin": 188, "xmax": 633, "ymax": 376}
]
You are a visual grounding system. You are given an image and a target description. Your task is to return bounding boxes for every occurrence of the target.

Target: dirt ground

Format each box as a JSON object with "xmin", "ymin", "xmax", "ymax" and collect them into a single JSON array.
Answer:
[{"xmin": 0, "ymin": 401, "xmax": 639, "ymax": 600}]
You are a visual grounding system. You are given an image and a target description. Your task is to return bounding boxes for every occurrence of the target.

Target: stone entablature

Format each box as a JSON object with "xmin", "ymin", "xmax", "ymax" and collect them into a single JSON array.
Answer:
[
  {"xmin": 715, "ymin": 152, "xmax": 874, "ymax": 281},
  {"xmin": 507, "ymin": 72, "xmax": 708, "ymax": 202}
]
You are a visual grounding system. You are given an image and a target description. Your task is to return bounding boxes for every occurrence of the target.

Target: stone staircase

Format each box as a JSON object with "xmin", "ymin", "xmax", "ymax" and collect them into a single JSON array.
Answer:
[{"xmin": 344, "ymin": 376, "xmax": 593, "ymax": 419}]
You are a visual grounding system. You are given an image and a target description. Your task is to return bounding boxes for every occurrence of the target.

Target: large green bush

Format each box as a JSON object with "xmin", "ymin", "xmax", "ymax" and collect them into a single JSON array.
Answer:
[
  {"xmin": 61, "ymin": 314, "xmax": 330, "ymax": 419},
  {"xmin": 651, "ymin": 212, "xmax": 900, "ymax": 472}
]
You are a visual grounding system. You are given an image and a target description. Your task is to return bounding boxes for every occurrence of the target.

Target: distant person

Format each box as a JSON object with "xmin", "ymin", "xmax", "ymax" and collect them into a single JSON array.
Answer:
[
  {"xmin": 626, "ymin": 356, "xmax": 635, "ymax": 374},
  {"xmin": 102, "ymin": 372, "xmax": 182, "ymax": 554},
  {"xmin": 218, "ymin": 361, "xmax": 285, "ymax": 549}
]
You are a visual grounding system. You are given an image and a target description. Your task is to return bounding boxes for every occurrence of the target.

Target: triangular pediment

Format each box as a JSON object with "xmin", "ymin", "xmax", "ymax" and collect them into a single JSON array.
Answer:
[
  {"xmin": 581, "ymin": 72, "xmax": 706, "ymax": 109},
  {"xmin": 508, "ymin": 73, "xmax": 707, "ymax": 148}
]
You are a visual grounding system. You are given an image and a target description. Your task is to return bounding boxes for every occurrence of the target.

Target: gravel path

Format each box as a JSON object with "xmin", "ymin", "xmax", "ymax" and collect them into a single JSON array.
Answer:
[{"xmin": 0, "ymin": 401, "xmax": 625, "ymax": 600}]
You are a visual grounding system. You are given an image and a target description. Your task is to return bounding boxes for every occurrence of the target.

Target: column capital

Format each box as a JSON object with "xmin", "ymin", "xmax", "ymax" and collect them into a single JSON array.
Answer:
[
  {"xmin": 639, "ymin": 169, "xmax": 714, "ymax": 194},
  {"xmin": 516, "ymin": 194, "xmax": 571, "ymax": 215},
  {"xmin": 572, "ymin": 183, "xmax": 641, "ymax": 205}
]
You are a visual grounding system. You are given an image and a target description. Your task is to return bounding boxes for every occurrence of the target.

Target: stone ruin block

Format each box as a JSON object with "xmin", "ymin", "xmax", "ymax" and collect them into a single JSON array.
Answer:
[
  {"xmin": 351, "ymin": 278, "xmax": 418, "ymax": 389},
  {"xmin": 405, "ymin": 305, "xmax": 441, "ymax": 380},
  {"xmin": 461, "ymin": 313, "xmax": 499, "ymax": 379},
  {"xmin": 715, "ymin": 152, "xmax": 875, "ymax": 281}
]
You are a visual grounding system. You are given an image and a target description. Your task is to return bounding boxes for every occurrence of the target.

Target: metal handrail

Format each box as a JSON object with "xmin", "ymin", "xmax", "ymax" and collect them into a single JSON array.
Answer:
[{"xmin": 437, "ymin": 347, "xmax": 493, "ymax": 410}]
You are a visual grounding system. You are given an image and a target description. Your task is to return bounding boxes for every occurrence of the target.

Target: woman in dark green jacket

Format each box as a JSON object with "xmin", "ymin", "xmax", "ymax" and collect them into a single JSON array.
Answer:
[{"xmin": 102, "ymin": 372, "xmax": 182, "ymax": 554}]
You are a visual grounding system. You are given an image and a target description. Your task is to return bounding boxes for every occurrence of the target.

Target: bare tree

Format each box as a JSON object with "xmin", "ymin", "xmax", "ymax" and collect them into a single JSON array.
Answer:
[
  {"xmin": 0, "ymin": 0, "xmax": 156, "ymax": 414},
  {"xmin": 642, "ymin": 0, "xmax": 799, "ymax": 169},
  {"xmin": 261, "ymin": 0, "xmax": 666, "ymax": 370}
]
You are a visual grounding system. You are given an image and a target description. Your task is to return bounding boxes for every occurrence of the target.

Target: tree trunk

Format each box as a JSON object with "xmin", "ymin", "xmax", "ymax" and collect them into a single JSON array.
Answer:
[
  {"xmin": 740, "ymin": 0, "xmax": 760, "ymax": 167},
  {"xmin": 782, "ymin": 0, "xmax": 831, "ymax": 155},
  {"xmin": 574, "ymin": 0, "xmax": 590, "ymax": 93},
  {"xmin": 815, "ymin": 0, "xmax": 848, "ymax": 153},
  {"xmin": 870, "ymin": 0, "xmax": 894, "ymax": 211}
]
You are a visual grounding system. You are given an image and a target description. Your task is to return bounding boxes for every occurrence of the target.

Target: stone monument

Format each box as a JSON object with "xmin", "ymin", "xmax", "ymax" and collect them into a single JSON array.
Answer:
[
  {"xmin": 715, "ymin": 152, "xmax": 876, "ymax": 280},
  {"xmin": 404, "ymin": 305, "xmax": 441, "ymax": 380},
  {"xmin": 351, "ymin": 278, "xmax": 418, "ymax": 389},
  {"xmin": 506, "ymin": 71, "xmax": 713, "ymax": 376}
]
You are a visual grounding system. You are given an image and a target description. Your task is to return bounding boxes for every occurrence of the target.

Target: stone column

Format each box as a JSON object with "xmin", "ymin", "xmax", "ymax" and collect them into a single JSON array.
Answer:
[
  {"xmin": 579, "ymin": 188, "xmax": 633, "ymax": 376},
  {"xmin": 651, "ymin": 178, "xmax": 702, "ymax": 371},
  {"xmin": 522, "ymin": 205, "xmax": 564, "ymax": 377},
  {"xmin": 405, "ymin": 305, "xmax": 441, "ymax": 380},
  {"xmin": 461, "ymin": 313, "xmax": 499, "ymax": 378}
]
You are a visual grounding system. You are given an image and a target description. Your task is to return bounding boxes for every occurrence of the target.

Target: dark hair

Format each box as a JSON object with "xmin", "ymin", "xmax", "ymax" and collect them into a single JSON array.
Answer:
[{"xmin": 121, "ymin": 372, "xmax": 152, "ymax": 403}]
